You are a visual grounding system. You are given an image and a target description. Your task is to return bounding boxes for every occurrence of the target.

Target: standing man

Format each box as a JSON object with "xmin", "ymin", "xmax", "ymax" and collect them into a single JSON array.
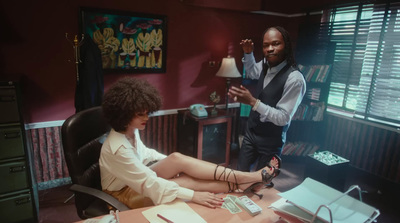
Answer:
[{"xmin": 228, "ymin": 26, "xmax": 306, "ymax": 172}]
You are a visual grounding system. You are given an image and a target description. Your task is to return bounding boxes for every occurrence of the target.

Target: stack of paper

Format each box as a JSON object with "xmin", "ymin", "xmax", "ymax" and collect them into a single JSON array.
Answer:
[{"xmin": 269, "ymin": 178, "xmax": 380, "ymax": 223}]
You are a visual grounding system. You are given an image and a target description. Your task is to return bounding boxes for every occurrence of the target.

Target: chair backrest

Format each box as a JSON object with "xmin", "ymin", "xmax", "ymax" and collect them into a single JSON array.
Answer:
[{"xmin": 61, "ymin": 106, "xmax": 111, "ymax": 217}]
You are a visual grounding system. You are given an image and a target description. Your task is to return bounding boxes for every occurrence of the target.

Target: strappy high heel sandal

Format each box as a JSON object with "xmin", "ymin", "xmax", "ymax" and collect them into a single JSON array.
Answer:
[
  {"xmin": 242, "ymin": 167, "xmax": 280, "ymax": 199},
  {"xmin": 213, "ymin": 165, "xmax": 280, "ymax": 199},
  {"xmin": 214, "ymin": 165, "xmax": 238, "ymax": 193},
  {"xmin": 265, "ymin": 154, "xmax": 282, "ymax": 188},
  {"xmin": 268, "ymin": 154, "xmax": 282, "ymax": 170}
]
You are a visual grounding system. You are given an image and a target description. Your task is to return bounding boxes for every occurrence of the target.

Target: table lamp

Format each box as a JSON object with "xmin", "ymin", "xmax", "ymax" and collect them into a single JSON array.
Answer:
[{"xmin": 216, "ymin": 56, "xmax": 242, "ymax": 109}]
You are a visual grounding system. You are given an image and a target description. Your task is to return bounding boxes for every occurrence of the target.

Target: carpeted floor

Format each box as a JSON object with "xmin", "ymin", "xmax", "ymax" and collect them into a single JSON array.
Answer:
[
  {"xmin": 38, "ymin": 156, "xmax": 400, "ymax": 223},
  {"xmin": 38, "ymin": 184, "xmax": 80, "ymax": 223}
]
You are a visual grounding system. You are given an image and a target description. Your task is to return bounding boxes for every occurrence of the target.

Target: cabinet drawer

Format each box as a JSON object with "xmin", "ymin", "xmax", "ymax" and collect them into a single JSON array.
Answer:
[
  {"xmin": 0, "ymin": 192, "xmax": 34, "ymax": 223},
  {"xmin": 0, "ymin": 125, "xmax": 25, "ymax": 160},
  {"xmin": 0, "ymin": 86, "xmax": 20, "ymax": 123},
  {"xmin": 0, "ymin": 161, "xmax": 29, "ymax": 194}
]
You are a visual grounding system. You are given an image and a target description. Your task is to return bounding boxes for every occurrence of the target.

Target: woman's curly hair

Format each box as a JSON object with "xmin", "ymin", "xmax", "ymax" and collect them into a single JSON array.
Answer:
[{"xmin": 102, "ymin": 77, "xmax": 162, "ymax": 132}]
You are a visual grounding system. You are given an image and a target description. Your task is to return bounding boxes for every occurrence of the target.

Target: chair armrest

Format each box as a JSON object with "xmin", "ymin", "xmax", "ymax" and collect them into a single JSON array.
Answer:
[{"xmin": 70, "ymin": 184, "xmax": 130, "ymax": 211}]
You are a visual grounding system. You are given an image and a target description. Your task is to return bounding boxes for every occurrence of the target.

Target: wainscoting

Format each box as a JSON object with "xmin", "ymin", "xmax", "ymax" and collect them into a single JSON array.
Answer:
[
  {"xmin": 28, "ymin": 126, "xmax": 70, "ymax": 190},
  {"xmin": 324, "ymin": 114, "xmax": 400, "ymax": 183},
  {"xmin": 140, "ymin": 113, "xmax": 178, "ymax": 155}
]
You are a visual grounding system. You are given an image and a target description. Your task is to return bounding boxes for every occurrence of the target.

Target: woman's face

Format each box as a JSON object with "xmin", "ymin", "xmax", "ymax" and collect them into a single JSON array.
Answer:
[{"xmin": 128, "ymin": 111, "xmax": 149, "ymax": 130}]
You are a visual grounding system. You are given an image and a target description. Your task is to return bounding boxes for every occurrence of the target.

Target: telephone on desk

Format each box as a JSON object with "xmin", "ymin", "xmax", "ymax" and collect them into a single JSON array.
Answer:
[{"xmin": 189, "ymin": 104, "xmax": 208, "ymax": 117}]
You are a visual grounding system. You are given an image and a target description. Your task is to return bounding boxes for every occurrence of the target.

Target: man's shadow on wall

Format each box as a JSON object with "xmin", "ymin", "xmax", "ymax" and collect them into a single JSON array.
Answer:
[{"xmin": 189, "ymin": 59, "xmax": 244, "ymax": 105}]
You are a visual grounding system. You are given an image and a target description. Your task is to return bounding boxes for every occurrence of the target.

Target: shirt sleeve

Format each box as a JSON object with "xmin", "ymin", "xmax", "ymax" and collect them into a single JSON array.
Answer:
[
  {"xmin": 242, "ymin": 52, "xmax": 263, "ymax": 80},
  {"xmin": 101, "ymin": 144, "xmax": 193, "ymax": 205},
  {"xmin": 256, "ymin": 70, "xmax": 306, "ymax": 126}
]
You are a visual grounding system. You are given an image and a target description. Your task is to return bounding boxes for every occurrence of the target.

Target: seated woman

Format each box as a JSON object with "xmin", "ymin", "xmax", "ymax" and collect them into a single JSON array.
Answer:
[{"xmin": 99, "ymin": 77, "xmax": 280, "ymax": 209}]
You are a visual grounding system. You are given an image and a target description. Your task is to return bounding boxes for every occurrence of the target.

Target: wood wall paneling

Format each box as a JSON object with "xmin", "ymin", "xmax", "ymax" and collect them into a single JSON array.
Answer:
[{"xmin": 324, "ymin": 115, "xmax": 400, "ymax": 183}]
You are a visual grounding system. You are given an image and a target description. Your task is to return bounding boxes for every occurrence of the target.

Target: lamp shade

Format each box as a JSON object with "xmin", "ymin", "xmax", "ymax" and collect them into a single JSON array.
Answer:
[{"xmin": 216, "ymin": 56, "xmax": 242, "ymax": 78}]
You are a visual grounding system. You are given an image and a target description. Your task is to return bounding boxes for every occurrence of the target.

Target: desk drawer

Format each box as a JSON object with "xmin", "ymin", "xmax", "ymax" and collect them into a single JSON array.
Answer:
[
  {"xmin": 0, "ymin": 86, "xmax": 20, "ymax": 123},
  {"xmin": 0, "ymin": 125, "xmax": 25, "ymax": 160},
  {"xmin": 0, "ymin": 192, "xmax": 34, "ymax": 223},
  {"xmin": 0, "ymin": 161, "xmax": 29, "ymax": 194}
]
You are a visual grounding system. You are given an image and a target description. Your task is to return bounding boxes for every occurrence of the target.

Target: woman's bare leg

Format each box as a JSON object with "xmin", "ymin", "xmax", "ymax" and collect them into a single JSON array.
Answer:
[
  {"xmin": 169, "ymin": 174, "xmax": 230, "ymax": 193},
  {"xmin": 150, "ymin": 152, "xmax": 275, "ymax": 191}
]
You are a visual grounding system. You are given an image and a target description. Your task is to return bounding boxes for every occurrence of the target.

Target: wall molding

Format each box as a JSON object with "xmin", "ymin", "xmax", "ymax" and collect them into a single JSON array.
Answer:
[
  {"xmin": 251, "ymin": 10, "xmax": 323, "ymax": 18},
  {"xmin": 38, "ymin": 177, "xmax": 72, "ymax": 191},
  {"xmin": 24, "ymin": 103, "xmax": 240, "ymax": 130}
]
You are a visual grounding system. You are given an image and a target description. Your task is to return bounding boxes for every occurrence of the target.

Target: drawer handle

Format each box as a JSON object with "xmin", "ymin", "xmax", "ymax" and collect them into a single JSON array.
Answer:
[
  {"xmin": 9, "ymin": 165, "xmax": 25, "ymax": 173},
  {"xmin": 4, "ymin": 131, "xmax": 20, "ymax": 139},
  {"xmin": 15, "ymin": 197, "xmax": 31, "ymax": 205},
  {"xmin": 0, "ymin": 95, "xmax": 16, "ymax": 102}
]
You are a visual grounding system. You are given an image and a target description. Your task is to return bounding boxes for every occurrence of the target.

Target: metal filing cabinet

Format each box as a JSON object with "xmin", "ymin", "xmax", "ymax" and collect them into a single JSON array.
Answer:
[{"xmin": 0, "ymin": 81, "xmax": 38, "ymax": 223}]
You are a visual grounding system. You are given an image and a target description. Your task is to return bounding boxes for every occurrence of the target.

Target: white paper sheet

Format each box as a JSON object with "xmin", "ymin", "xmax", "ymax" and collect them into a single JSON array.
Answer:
[{"xmin": 142, "ymin": 200, "xmax": 206, "ymax": 223}]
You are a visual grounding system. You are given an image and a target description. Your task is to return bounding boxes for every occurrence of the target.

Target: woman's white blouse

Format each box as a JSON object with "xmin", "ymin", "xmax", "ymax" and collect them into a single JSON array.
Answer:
[{"xmin": 99, "ymin": 129, "xmax": 194, "ymax": 205}]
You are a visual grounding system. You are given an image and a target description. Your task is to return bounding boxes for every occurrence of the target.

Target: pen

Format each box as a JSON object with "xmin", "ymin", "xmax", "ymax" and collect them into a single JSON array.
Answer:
[{"xmin": 157, "ymin": 213, "xmax": 174, "ymax": 223}]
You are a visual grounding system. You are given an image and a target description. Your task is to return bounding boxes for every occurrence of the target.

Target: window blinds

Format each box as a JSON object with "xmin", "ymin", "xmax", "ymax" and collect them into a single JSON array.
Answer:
[{"xmin": 326, "ymin": 2, "xmax": 400, "ymax": 127}]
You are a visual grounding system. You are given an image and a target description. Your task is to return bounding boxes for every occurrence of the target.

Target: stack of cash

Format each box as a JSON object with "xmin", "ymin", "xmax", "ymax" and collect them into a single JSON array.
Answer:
[
  {"xmin": 222, "ymin": 195, "xmax": 262, "ymax": 216},
  {"xmin": 236, "ymin": 195, "xmax": 262, "ymax": 216}
]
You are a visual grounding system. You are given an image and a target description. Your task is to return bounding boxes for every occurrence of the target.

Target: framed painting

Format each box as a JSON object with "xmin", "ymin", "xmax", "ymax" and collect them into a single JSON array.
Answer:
[{"xmin": 80, "ymin": 7, "xmax": 167, "ymax": 73}]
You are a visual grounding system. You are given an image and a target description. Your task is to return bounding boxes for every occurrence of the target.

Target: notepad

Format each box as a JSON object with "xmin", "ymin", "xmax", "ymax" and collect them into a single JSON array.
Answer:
[{"xmin": 142, "ymin": 200, "xmax": 206, "ymax": 223}]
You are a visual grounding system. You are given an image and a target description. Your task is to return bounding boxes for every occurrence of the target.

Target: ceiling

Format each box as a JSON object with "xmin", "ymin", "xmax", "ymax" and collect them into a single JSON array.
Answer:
[
  {"xmin": 180, "ymin": 0, "xmax": 362, "ymax": 16},
  {"xmin": 259, "ymin": 0, "xmax": 358, "ymax": 14}
]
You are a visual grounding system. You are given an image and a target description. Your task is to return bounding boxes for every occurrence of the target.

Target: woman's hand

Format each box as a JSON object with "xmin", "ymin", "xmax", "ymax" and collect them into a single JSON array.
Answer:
[{"xmin": 192, "ymin": 191, "xmax": 224, "ymax": 209}]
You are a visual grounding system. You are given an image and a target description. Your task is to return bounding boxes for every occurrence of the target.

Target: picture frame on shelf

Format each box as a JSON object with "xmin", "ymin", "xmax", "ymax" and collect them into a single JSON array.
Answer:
[{"xmin": 80, "ymin": 7, "xmax": 167, "ymax": 73}]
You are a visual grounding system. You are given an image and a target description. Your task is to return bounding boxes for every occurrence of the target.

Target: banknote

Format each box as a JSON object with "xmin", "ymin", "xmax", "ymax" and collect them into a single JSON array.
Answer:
[
  {"xmin": 222, "ymin": 196, "xmax": 242, "ymax": 214},
  {"xmin": 226, "ymin": 194, "xmax": 238, "ymax": 202},
  {"xmin": 221, "ymin": 195, "xmax": 236, "ymax": 209}
]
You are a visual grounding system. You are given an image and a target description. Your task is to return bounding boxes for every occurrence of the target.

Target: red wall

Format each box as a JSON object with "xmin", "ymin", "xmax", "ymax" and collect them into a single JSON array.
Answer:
[{"xmin": 1, "ymin": 0, "xmax": 304, "ymax": 123}]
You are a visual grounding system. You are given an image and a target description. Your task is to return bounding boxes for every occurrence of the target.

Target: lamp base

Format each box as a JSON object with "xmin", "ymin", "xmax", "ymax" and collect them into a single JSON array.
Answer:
[
  {"xmin": 225, "ymin": 78, "xmax": 231, "ymax": 110},
  {"xmin": 211, "ymin": 107, "xmax": 218, "ymax": 116}
]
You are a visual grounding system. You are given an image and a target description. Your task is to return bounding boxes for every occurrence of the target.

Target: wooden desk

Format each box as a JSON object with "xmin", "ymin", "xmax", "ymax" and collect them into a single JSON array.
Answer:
[{"xmin": 76, "ymin": 188, "xmax": 289, "ymax": 223}]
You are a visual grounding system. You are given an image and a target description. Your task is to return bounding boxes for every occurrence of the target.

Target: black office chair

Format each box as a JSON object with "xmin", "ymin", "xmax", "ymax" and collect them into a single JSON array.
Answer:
[{"xmin": 61, "ymin": 106, "xmax": 129, "ymax": 219}]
